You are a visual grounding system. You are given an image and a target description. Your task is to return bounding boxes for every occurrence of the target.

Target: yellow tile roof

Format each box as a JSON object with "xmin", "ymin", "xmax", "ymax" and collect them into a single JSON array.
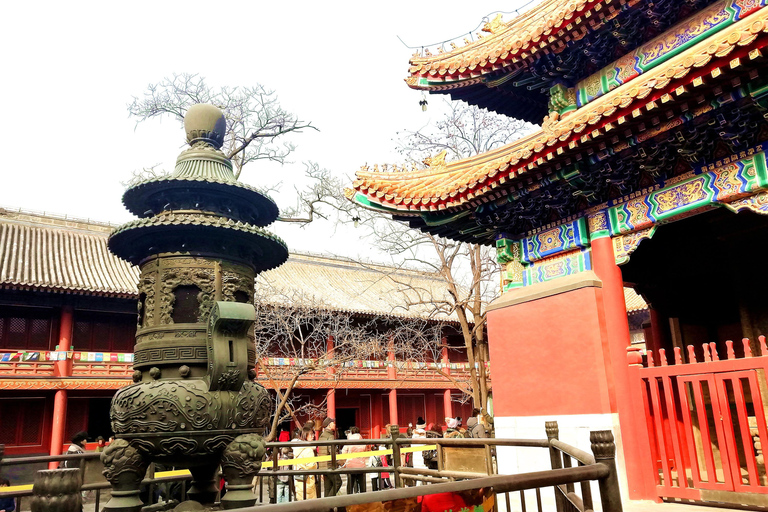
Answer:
[
  {"xmin": 407, "ymin": 0, "xmax": 604, "ymax": 88},
  {"xmin": 256, "ymin": 253, "xmax": 458, "ymax": 321},
  {"xmin": 0, "ymin": 208, "xmax": 137, "ymax": 297},
  {"xmin": 355, "ymin": 11, "xmax": 768, "ymax": 211},
  {"xmin": 624, "ymin": 287, "xmax": 648, "ymax": 313},
  {"xmin": 0, "ymin": 208, "xmax": 458, "ymax": 320}
]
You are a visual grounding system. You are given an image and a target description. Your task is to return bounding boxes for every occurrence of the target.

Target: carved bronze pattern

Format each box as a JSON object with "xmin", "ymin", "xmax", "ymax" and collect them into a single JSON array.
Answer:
[
  {"xmin": 30, "ymin": 469, "xmax": 82, "ymax": 512},
  {"xmin": 137, "ymin": 271, "xmax": 156, "ymax": 328},
  {"xmin": 222, "ymin": 271, "xmax": 254, "ymax": 304},
  {"xmin": 217, "ymin": 370, "xmax": 241, "ymax": 390},
  {"xmin": 204, "ymin": 435, "xmax": 235, "ymax": 454},
  {"xmin": 158, "ymin": 267, "xmax": 215, "ymax": 325},
  {"xmin": 134, "ymin": 345, "xmax": 208, "ymax": 365},
  {"xmin": 110, "ymin": 379, "xmax": 269, "ymax": 435}
]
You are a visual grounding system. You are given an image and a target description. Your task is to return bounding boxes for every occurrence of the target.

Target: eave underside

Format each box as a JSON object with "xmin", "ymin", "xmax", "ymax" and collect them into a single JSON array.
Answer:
[
  {"xmin": 356, "ymin": 22, "xmax": 768, "ymax": 243},
  {"xmin": 411, "ymin": 0, "xmax": 716, "ymax": 121}
]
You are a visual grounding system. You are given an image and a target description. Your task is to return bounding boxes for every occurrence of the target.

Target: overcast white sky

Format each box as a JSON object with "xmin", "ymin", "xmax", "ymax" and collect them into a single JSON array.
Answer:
[{"xmin": 0, "ymin": 0, "xmax": 539, "ymax": 262}]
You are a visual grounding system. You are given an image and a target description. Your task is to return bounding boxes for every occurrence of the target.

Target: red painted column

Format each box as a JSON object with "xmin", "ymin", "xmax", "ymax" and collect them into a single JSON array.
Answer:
[
  {"xmin": 441, "ymin": 343, "xmax": 453, "ymax": 420},
  {"xmin": 387, "ymin": 349, "xmax": 396, "ymax": 380},
  {"xmin": 388, "ymin": 389, "xmax": 398, "ymax": 427},
  {"xmin": 326, "ymin": 336, "xmax": 335, "ymax": 377},
  {"xmin": 49, "ymin": 389, "xmax": 67, "ymax": 468},
  {"xmin": 649, "ymin": 308, "xmax": 665, "ymax": 358},
  {"xmin": 55, "ymin": 306, "xmax": 73, "ymax": 377},
  {"xmin": 326, "ymin": 388, "xmax": 336, "ymax": 420},
  {"xmin": 591, "ymin": 235, "xmax": 656, "ymax": 499},
  {"xmin": 443, "ymin": 390, "xmax": 453, "ymax": 420}
]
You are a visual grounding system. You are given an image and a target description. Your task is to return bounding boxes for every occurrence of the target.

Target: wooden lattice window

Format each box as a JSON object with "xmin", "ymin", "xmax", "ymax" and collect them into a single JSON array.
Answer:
[
  {"xmin": 72, "ymin": 311, "xmax": 135, "ymax": 352},
  {"xmin": 0, "ymin": 308, "xmax": 54, "ymax": 351},
  {"xmin": 64, "ymin": 398, "xmax": 89, "ymax": 442},
  {"xmin": 0, "ymin": 398, "xmax": 46, "ymax": 448}
]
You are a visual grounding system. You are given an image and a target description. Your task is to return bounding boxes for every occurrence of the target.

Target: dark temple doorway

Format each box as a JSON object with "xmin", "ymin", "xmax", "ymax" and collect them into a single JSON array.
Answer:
[
  {"xmin": 335, "ymin": 408, "xmax": 358, "ymax": 440},
  {"xmin": 621, "ymin": 207, "xmax": 768, "ymax": 360}
]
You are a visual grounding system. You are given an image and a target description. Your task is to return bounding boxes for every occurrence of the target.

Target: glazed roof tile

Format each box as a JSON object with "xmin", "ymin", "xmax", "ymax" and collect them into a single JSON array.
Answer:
[
  {"xmin": 407, "ymin": 0, "xmax": 605, "ymax": 88},
  {"xmin": 256, "ymin": 253, "xmax": 459, "ymax": 321},
  {"xmin": 0, "ymin": 208, "xmax": 138, "ymax": 297},
  {"xmin": 356, "ymin": 11, "xmax": 768, "ymax": 211},
  {"xmin": 624, "ymin": 287, "xmax": 648, "ymax": 313},
  {"xmin": 0, "ymin": 209, "xmax": 464, "ymax": 319},
  {"xmin": 0, "ymin": 208, "xmax": 648, "ymax": 314}
]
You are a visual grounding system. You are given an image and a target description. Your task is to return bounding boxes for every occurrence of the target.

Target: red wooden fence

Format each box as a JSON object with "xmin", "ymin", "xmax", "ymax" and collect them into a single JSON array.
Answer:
[{"xmin": 633, "ymin": 337, "xmax": 768, "ymax": 503}]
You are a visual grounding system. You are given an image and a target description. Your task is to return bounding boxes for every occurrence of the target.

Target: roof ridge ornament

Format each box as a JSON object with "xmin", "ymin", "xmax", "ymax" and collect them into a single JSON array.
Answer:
[
  {"xmin": 423, "ymin": 150, "xmax": 448, "ymax": 171},
  {"xmin": 482, "ymin": 13, "xmax": 504, "ymax": 35}
]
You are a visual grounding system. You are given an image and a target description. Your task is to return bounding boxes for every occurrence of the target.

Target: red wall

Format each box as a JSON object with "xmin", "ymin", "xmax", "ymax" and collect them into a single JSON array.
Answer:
[{"xmin": 487, "ymin": 285, "xmax": 615, "ymax": 418}]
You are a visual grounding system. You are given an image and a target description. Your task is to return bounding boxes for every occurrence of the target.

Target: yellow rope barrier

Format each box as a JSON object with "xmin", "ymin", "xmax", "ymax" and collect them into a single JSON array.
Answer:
[{"xmin": 2, "ymin": 445, "xmax": 438, "ymax": 491}]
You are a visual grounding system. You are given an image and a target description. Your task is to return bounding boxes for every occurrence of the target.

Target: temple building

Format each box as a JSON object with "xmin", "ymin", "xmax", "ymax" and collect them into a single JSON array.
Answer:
[
  {"xmin": 0, "ymin": 207, "xmax": 478, "ymax": 457},
  {"xmin": 349, "ymin": 0, "xmax": 768, "ymax": 506}
]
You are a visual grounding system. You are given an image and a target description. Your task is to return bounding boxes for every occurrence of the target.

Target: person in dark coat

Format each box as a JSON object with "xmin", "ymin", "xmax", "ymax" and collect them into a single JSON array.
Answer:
[
  {"xmin": 0, "ymin": 478, "xmax": 16, "ymax": 512},
  {"xmin": 318, "ymin": 417, "xmax": 341, "ymax": 497}
]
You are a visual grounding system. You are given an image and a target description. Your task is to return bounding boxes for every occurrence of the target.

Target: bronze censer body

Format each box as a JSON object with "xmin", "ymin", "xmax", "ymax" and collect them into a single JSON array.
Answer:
[{"xmin": 103, "ymin": 104, "xmax": 286, "ymax": 511}]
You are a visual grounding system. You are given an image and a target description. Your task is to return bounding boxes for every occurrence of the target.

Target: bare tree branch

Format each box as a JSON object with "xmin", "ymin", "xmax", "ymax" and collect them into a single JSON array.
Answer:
[
  {"xmin": 335, "ymin": 102, "xmax": 531, "ymax": 408},
  {"xmin": 253, "ymin": 285, "xmax": 448, "ymax": 440},
  {"xmin": 128, "ymin": 73, "xmax": 317, "ymax": 180}
]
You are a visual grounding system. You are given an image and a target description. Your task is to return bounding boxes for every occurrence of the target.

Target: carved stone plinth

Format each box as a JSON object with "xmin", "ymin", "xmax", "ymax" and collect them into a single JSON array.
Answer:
[
  {"xmin": 29, "ymin": 468, "xmax": 82, "ymax": 512},
  {"xmin": 220, "ymin": 434, "xmax": 267, "ymax": 509}
]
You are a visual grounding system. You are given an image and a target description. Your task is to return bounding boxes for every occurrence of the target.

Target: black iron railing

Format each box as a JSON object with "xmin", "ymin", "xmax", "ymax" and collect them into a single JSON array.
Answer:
[{"xmin": 0, "ymin": 421, "xmax": 622, "ymax": 512}]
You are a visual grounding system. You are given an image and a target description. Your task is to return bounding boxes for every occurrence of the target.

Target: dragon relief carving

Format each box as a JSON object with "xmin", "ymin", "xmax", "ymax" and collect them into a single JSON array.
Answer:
[
  {"xmin": 137, "ymin": 272, "xmax": 157, "ymax": 328},
  {"xmin": 159, "ymin": 268, "xmax": 215, "ymax": 325},
  {"xmin": 221, "ymin": 271, "xmax": 254, "ymax": 304}
]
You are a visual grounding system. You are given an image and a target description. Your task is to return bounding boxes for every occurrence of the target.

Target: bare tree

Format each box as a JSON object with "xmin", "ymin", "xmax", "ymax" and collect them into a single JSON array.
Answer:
[
  {"xmin": 128, "ymin": 73, "xmax": 316, "ymax": 180},
  {"xmin": 345, "ymin": 102, "xmax": 532, "ymax": 409},
  {"xmin": 277, "ymin": 162, "xmax": 350, "ymax": 224},
  {"xmin": 349, "ymin": 220, "xmax": 497, "ymax": 408},
  {"xmin": 253, "ymin": 286, "xmax": 446, "ymax": 440},
  {"xmin": 394, "ymin": 100, "xmax": 533, "ymax": 164}
]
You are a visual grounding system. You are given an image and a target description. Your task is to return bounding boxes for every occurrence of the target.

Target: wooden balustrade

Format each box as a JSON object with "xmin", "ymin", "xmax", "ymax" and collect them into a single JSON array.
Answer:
[
  {"xmin": 0, "ymin": 360, "xmax": 55, "ymax": 376},
  {"xmin": 0, "ymin": 353, "xmax": 133, "ymax": 378}
]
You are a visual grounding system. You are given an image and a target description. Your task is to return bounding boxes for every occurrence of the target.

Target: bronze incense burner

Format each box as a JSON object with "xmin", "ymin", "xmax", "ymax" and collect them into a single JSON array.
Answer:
[{"xmin": 103, "ymin": 104, "xmax": 287, "ymax": 511}]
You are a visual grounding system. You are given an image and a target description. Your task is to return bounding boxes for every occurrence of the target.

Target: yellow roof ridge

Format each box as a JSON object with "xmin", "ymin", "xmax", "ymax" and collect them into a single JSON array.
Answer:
[
  {"xmin": 408, "ymin": 0, "xmax": 598, "ymax": 83},
  {"xmin": 357, "ymin": 11, "xmax": 768, "ymax": 210}
]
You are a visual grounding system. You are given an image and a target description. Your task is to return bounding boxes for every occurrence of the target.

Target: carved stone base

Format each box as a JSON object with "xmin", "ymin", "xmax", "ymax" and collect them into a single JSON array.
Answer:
[
  {"xmin": 220, "ymin": 434, "xmax": 266, "ymax": 510},
  {"xmin": 30, "ymin": 468, "xmax": 82, "ymax": 512},
  {"xmin": 101, "ymin": 440, "xmax": 149, "ymax": 512}
]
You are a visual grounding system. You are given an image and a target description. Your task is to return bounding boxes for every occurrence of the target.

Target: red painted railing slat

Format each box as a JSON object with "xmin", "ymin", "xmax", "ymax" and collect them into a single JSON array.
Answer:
[{"xmin": 638, "ymin": 337, "xmax": 768, "ymax": 501}]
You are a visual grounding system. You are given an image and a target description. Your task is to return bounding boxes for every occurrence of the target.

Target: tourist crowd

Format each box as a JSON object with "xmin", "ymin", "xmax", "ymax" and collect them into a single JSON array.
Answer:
[{"xmin": 269, "ymin": 408, "xmax": 492, "ymax": 502}]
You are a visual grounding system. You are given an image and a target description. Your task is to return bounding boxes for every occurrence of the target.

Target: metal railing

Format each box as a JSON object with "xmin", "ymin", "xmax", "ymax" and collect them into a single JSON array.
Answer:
[{"xmin": 0, "ymin": 421, "xmax": 622, "ymax": 512}]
